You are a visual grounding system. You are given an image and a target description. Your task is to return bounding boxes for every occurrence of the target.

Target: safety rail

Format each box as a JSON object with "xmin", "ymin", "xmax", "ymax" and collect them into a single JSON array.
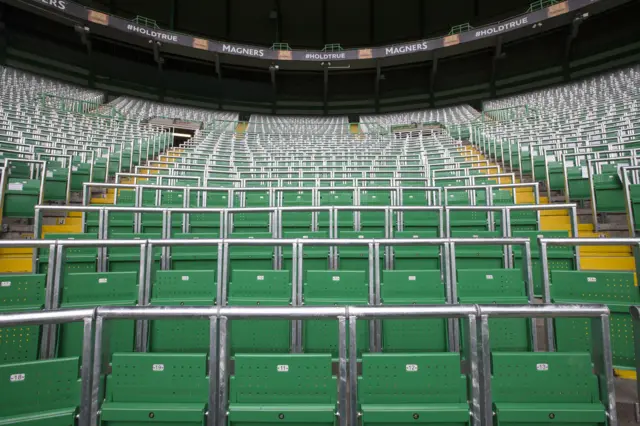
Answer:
[{"xmin": 0, "ymin": 304, "xmax": 617, "ymax": 426}]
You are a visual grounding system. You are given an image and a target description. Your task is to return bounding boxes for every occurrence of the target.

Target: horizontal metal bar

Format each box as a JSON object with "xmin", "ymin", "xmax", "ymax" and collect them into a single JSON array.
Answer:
[
  {"xmin": 0, "ymin": 308, "xmax": 95, "ymax": 327},
  {"xmin": 220, "ymin": 306, "xmax": 347, "ymax": 319},
  {"xmin": 348, "ymin": 305, "xmax": 477, "ymax": 319},
  {"xmin": 97, "ymin": 306, "xmax": 216, "ymax": 319},
  {"xmin": 450, "ymin": 237, "xmax": 529, "ymax": 245},
  {"xmin": 58, "ymin": 239, "xmax": 147, "ymax": 247},
  {"xmin": 36, "ymin": 205, "xmax": 104, "ymax": 213},
  {"xmin": 479, "ymin": 304, "xmax": 609, "ymax": 318},
  {"xmin": 507, "ymin": 203, "xmax": 576, "ymax": 211},
  {"xmin": 375, "ymin": 238, "xmax": 449, "ymax": 246},
  {"xmin": 540, "ymin": 237, "xmax": 640, "ymax": 246},
  {"xmin": 0, "ymin": 239, "xmax": 54, "ymax": 248}
]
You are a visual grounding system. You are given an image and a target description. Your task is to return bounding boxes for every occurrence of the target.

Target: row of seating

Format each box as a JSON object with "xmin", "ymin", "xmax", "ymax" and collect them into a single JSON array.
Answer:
[
  {"xmin": 247, "ymin": 114, "xmax": 349, "ymax": 135},
  {"xmin": 0, "ymin": 304, "xmax": 617, "ymax": 426},
  {"xmin": 462, "ymin": 65, "xmax": 640, "ymax": 231}
]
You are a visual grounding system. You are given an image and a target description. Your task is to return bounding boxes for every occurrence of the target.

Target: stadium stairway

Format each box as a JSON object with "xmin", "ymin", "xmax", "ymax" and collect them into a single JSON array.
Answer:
[{"xmin": 467, "ymin": 139, "xmax": 638, "ymax": 381}]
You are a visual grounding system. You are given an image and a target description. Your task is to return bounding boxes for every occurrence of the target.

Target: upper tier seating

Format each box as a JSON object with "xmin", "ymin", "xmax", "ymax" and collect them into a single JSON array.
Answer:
[{"xmin": 0, "ymin": 64, "xmax": 629, "ymax": 426}]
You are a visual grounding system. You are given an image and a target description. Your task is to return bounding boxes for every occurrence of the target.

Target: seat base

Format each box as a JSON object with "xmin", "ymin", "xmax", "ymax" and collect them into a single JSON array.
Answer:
[
  {"xmin": 100, "ymin": 402, "xmax": 205, "ymax": 424},
  {"xmin": 0, "ymin": 407, "xmax": 77, "ymax": 426},
  {"xmin": 228, "ymin": 403, "xmax": 336, "ymax": 424},
  {"xmin": 361, "ymin": 403, "xmax": 469, "ymax": 424},
  {"xmin": 494, "ymin": 402, "xmax": 606, "ymax": 424}
]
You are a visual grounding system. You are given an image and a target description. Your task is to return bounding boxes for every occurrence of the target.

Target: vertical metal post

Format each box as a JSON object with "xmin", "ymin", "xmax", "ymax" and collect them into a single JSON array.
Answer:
[
  {"xmin": 448, "ymin": 241, "xmax": 459, "ymax": 353},
  {"xmin": 79, "ymin": 316, "xmax": 95, "ymax": 426},
  {"xmin": 90, "ymin": 315, "xmax": 104, "ymax": 426},
  {"xmin": 290, "ymin": 242, "xmax": 298, "ymax": 352},
  {"xmin": 217, "ymin": 316, "xmax": 229, "ymax": 426},
  {"xmin": 40, "ymin": 242, "xmax": 57, "ymax": 358},
  {"xmin": 97, "ymin": 208, "xmax": 106, "ymax": 272},
  {"xmin": 337, "ymin": 315, "xmax": 348, "ymax": 426},
  {"xmin": 467, "ymin": 313, "xmax": 482, "ymax": 426},
  {"xmin": 373, "ymin": 242, "xmax": 382, "ymax": 351},
  {"xmin": 348, "ymin": 315, "xmax": 358, "ymax": 426},
  {"xmin": 137, "ymin": 243, "xmax": 149, "ymax": 352},
  {"xmin": 478, "ymin": 314, "xmax": 493, "ymax": 426},
  {"xmin": 539, "ymin": 239, "xmax": 556, "ymax": 351},
  {"xmin": 207, "ymin": 315, "xmax": 219, "ymax": 426},
  {"xmin": 591, "ymin": 314, "xmax": 618, "ymax": 426}
]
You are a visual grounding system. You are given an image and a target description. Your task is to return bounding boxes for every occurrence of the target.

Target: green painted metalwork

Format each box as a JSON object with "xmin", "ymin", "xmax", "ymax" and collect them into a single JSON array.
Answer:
[
  {"xmin": 381, "ymin": 270, "xmax": 448, "ymax": 352},
  {"xmin": 101, "ymin": 353, "xmax": 208, "ymax": 425},
  {"xmin": 0, "ymin": 357, "xmax": 81, "ymax": 424},
  {"xmin": 228, "ymin": 270, "xmax": 291, "ymax": 354},
  {"xmin": 359, "ymin": 353, "xmax": 469, "ymax": 425},
  {"xmin": 551, "ymin": 270, "xmax": 639, "ymax": 370},
  {"xmin": 492, "ymin": 352, "xmax": 606, "ymax": 425},
  {"xmin": 228, "ymin": 354, "xmax": 336, "ymax": 425},
  {"xmin": 303, "ymin": 271, "xmax": 368, "ymax": 356},
  {"xmin": 0, "ymin": 274, "xmax": 46, "ymax": 364}
]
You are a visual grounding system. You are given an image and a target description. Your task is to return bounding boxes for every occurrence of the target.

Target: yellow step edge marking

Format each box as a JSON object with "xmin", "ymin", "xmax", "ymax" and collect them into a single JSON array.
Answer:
[{"xmin": 615, "ymin": 369, "xmax": 637, "ymax": 380}]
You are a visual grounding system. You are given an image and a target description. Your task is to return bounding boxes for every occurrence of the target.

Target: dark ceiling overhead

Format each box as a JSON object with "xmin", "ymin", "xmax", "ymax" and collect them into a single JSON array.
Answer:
[{"xmin": 75, "ymin": 0, "xmax": 534, "ymax": 48}]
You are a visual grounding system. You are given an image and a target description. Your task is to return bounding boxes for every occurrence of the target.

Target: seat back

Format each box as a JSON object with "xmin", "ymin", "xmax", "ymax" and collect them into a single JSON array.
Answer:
[
  {"xmin": 0, "ymin": 357, "xmax": 81, "ymax": 417},
  {"xmin": 106, "ymin": 353, "xmax": 208, "ymax": 403},
  {"xmin": 491, "ymin": 352, "xmax": 599, "ymax": 403},
  {"xmin": 456, "ymin": 269, "xmax": 526, "ymax": 302},
  {"xmin": 359, "ymin": 353, "xmax": 466, "ymax": 404},
  {"xmin": 230, "ymin": 354, "xmax": 336, "ymax": 404},
  {"xmin": 0, "ymin": 274, "xmax": 46, "ymax": 364}
]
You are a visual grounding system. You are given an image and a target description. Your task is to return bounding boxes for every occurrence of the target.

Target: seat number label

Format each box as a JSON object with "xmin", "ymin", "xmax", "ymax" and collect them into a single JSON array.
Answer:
[
  {"xmin": 408, "ymin": 276, "xmax": 416, "ymax": 281},
  {"xmin": 486, "ymin": 275, "xmax": 493, "ymax": 280},
  {"xmin": 536, "ymin": 363, "xmax": 549, "ymax": 371},
  {"xmin": 277, "ymin": 365, "xmax": 289, "ymax": 372},
  {"xmin": 587, "ymin": 277, "xmax": 597, "ymax": 283},
  {"xmin": 405, "ymin": 364, "xmax": 418, "ymax": 372},
  {"xmin": 332, "ymin": 276, "xmax": 340, "ymax": 281},
  {"xmin": 1, "ymin": 281, "xmax": 11, "ymax": 287},
  {"xmin": 257, "ymin": 275, "xmax": 264, "ymax": 281},
  {"xmin": 182, "ymin": 276, "xmax": 190, "ymax": 281},
  {"xmin": 10, "ymin": 374, "xmax": 25, "ymax": 382},
  {"xmin": 152, "ymin": 364, "xmax": 165, "ymax": 371}
]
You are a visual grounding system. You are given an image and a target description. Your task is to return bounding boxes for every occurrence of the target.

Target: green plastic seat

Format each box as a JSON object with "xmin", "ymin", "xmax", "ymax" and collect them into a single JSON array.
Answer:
[
  {"xmin": 228, "ymin": 354, "xmax": 337, "ymax": 426},
  {"xmin": 512, "ymin": 230, "xmax": 575, "ymax": 296},
  {"xmin": 281, "ymin": 191, "xmax": 314, "ymax": 230},
  {"xmin": 228, "ymin": 232, "xmax": 274, "ymax": 272},
  {"xmin": 170, "ymin": 233, "xmax": 219, "ymax": 271},
  {"xmin": 282, "ymin": 230, "xmax": 330, "ymax": 281},
  {"xmin": 3, "ymin": 178, "xmax": 40, "ymax": 218},
  {"xmin": 492, "ymin": 352, "xmax": 606, "ymax": 425},
  {"xmin": 380, "ymin": 270, "xmax": 448, "ymax": 352},
  {"xmin": 457, "ymin": 269, "xmax": 531, "ymax": 352},
  {"xmin": 452, "ymin": 230, "xmax": 505, "ymax": 269},
  {"xmin": 550, "ymin": 270, "xmax": 639, "ymax": 370},
  {"xmin": 392, "ymin": 230, "xmax": 441, "ymax": 271},
  {"xmin": 0, "ymin": 274, "xmax": 47, "ymax": 364},
  {"xmin": 359, "ymin": 353, "xmax": 469, "ymax": 425},
  {"xmin": 337, "ymin": 230, "xmax": 383, "ymax": 278},
  {"xmin": 234, "ymin": 191, "xmax": 271, "ymax": 232},
  {"xmin": 303, "ymin": 270, "xmax": 369, "ymax": 357},
  {"xmin": 107, "ymin": 233, "xmax": 161, "ymax": 274},
  {"xmin": 40, "ymin": 233, "xmax": 98, "ymax": 276},
  {"xmin": 58, "ymin": 271, "xmax": 138, "ymax": 358},
  {"xmin": 228, "ymin": 270, "xmax": 291, "ymax": 354},
  {"xmin": 359, "ymin": 189, "xmax": 391, "ymax": 231},
  {"xmin": 318, "ymin": 190, "xmax": 354, "ymax": 230},
  {"xmin": 593, "ymin": 165, "xmax": 625, "ymax": 213},
  {"xmin": 149, "ymin": 270, "xmax": 216, "ymax": 353},
  {"xmin": 43, "ymin": 164, "xmax": 69, "ymax": 202},
  {"xmin": 0, "ymin": 357, "xmax": 81, "ymax": 425},
  {"xmin": 100, "ymin": 353, "xmax": 209, "ymax": 425}
]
